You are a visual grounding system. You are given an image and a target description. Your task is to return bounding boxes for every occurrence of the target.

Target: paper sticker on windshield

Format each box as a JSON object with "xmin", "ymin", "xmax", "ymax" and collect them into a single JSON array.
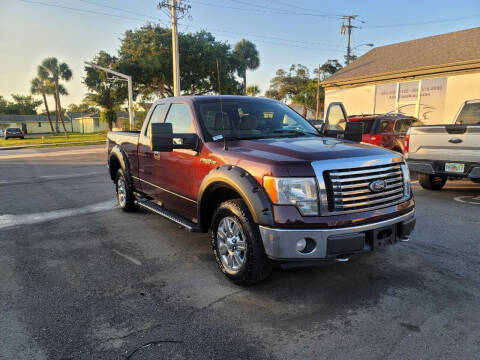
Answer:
[{"xmin": 213, "ymin": 135, "xmax": 223, "ymax": 141}]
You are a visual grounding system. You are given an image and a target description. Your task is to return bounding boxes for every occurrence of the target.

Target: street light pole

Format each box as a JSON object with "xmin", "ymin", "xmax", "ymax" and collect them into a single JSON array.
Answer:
[
  {"xmin": 84, "ymin": 61, "xmax": 135, "ymax": 130},
  {"xmin": 171, "ymin": 0, "xmax": 181, "ymax": 96}
]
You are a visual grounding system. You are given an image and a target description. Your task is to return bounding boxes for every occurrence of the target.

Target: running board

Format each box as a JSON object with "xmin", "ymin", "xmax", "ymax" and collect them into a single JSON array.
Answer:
[{"xmin": 136, "ymin": 199, "xmax": 204, "ymax": 233}]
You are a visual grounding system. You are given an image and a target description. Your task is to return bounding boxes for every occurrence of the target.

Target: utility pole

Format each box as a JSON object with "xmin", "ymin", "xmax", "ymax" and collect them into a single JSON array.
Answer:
[
  {"xmin": 84, "ymin": 62, "xmax": 135, "ymax": 130},
  {"xmin": 315, "ymin": 64, "xmax": 321, "ymax": 120},
  {"xmin": 340, "ymin": 15, "xmax": 358, "ymax": 65},
  {"xmin": 158, "ymin": 0, "xmax": 191, "ymax": 97}
]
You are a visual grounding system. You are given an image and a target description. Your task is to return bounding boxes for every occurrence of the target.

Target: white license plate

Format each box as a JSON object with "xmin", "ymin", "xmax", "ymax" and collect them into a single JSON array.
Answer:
[{"xmin": 445, "ymin": 162, "xmax": 465, "ymax": 173}]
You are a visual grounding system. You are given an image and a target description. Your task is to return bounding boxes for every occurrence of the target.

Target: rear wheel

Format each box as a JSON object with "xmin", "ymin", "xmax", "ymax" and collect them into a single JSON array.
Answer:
[
  {"xmin": 115, "ymin": 169, "xmax": 138, "ymax": 212},
  {"xmin": 211, "ymin": 199, "xmax": 272, "ymax": 285},
  {"xmin": 418, "ymin": 174, "xmax": 447, "ymax": 190}
]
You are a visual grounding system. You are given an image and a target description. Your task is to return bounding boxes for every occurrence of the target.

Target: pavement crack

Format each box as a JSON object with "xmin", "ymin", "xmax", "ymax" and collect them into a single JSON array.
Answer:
[{"xmin": 125, "ymin": 339, "xmax": 183, "ymax": 359}]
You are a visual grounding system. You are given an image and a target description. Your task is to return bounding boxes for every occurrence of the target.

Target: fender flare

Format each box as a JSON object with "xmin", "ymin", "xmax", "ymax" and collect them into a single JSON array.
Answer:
[
  {"xmin": 108, "ymin": 145, "xmax": 132, "ymax": 186},
  {"xmin": 197, "ymin": 165, "xmax": 274, "ymax": 228}
]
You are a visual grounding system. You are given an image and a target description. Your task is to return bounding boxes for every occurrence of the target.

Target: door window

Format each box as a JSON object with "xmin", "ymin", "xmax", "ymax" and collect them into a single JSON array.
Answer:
[
  {"xmin": 164, "ymin": 103, "xmax": 195, "ymax": 133},
  {"xmin": 145, "ymin": 103, "xmax": 165, "ymax": 137},
  {"xmin": 394, "ymin": 119, "xmax": 411, "ymax": 132},
  {"xmin": 326, "ymin": 104, "xmax": 347, "ymax": 130}
]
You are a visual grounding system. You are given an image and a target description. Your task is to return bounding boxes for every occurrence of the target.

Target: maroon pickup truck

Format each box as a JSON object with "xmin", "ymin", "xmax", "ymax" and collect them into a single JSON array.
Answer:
[{"xmin": 107, "ymin": 96, "xmax": 415, "ymax": 285}]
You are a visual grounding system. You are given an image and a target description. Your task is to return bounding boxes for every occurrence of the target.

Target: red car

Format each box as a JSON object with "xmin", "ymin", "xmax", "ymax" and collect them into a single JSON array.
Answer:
[{"xmin": 348, "ymin": 115, "xmax": 423, "ymax": 154}]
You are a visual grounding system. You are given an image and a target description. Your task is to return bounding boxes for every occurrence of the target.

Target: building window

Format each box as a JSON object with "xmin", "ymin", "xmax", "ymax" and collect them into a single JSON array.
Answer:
[
  {"xmin": 94, "ymin": 118, "xmax": 100, "ymax": 128},
  {"xmin": 38, "ymin": 122, "xmax": 41, "ymax": 127}
]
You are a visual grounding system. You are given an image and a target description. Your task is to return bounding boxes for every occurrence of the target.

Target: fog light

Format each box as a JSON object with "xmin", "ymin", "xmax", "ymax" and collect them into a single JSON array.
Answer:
[{"xmin": 296, "ymin": 238, "xmax": 307, "ymax": 252}]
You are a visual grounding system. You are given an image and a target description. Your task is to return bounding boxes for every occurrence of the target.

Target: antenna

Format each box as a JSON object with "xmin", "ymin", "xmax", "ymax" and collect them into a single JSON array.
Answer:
[{"xmin": 216, "ymin": 59, "xmax": 227, "ymax": 151}]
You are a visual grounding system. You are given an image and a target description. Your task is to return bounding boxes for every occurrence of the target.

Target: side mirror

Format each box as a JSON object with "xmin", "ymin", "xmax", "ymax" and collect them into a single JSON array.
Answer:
[
  {"xmin": 151, "ymin": 123, "xmax": 200, "ymax": 152},
  {"xmin": 151, "ymin": 122, "xmax": 173, "ymax": 152},
  {"xmin": 344, "ymin": 121, "xmax": 364, "ymax": 142}
]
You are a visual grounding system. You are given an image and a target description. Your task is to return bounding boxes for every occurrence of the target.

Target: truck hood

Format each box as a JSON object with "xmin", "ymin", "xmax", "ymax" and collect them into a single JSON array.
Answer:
[{"xmin": 223, "ymin": 137, "xmax": 395, "ymax": 164}]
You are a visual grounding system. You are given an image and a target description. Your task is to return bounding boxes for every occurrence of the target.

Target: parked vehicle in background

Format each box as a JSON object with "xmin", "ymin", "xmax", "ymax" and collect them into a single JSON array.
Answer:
[
  {"xmin": 348, "ymin": 114, "xmax": 423, "ymax": 154},
  {"xmin": 0, "ymin": 129, "xmax": 4, "ymax": 137},
  {"xmin": 106, "ymin": 96, "xmax": 415, "ymax": 285},
  {"xmin": 406, "ymin": 99, "xmax": 480, "ymax": 190},
  {"xmin": 4, "ymin": 127, "xmax": 24, "ymax": 140}
]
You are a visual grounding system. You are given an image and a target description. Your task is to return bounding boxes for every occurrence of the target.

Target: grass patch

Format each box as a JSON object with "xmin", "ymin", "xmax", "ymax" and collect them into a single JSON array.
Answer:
[{"xmin": 0, "ymin": 133, "xmax": 107, "ymax": 148}]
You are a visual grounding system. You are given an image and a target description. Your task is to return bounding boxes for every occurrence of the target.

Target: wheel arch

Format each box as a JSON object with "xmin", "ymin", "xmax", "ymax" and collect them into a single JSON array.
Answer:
[
  {"xmin": 197, "ymin": 165, "xmax": 274, "ymax": 231},
  {"xmin": 108, "ymin": 145, "xmax": 132, "ymax": 186}
]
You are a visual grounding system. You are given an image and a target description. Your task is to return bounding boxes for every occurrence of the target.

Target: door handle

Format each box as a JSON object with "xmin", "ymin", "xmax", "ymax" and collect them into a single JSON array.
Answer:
[
  {"xmin": 153, "ymin": 151, "xmax": 161, "ymax": 160},
  {"xmin": 448, "ymin": 138, "xmax": 463, "ymax": 144}
]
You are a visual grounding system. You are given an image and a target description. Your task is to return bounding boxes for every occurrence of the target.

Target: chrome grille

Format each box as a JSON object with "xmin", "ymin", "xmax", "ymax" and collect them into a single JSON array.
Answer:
[{"xmin": 324, "ymin": 163, "xmax": 406, "ymax": 214}]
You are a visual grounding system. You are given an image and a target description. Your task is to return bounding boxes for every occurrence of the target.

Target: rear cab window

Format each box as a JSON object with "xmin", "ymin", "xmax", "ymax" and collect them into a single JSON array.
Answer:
[{"xmin": 456, "ymin": 102, "xmax": 480, "ymax": 125}]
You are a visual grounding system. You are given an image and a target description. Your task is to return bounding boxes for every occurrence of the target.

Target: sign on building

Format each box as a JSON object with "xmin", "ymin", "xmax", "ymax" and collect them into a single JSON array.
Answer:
[{"xmin": 374, "ymin": 78, "xmax": 447, "ymax": 123}]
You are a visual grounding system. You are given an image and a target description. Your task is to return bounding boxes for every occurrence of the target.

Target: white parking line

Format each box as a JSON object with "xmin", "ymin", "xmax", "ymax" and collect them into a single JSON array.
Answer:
[
  {"xmin": 112, "ymin": 250, "xmax": 142, "ymax": 266},
  {"xmin": 0, "ymin": 200, "xmax": 117, "ymax": 230},
  {"xmin": 0, "ymin": 148, "xmax": 104, "ymax": 160},
  {"xmin": 0, "ymin": 171, "xmax": 106, "ymax": 185}
]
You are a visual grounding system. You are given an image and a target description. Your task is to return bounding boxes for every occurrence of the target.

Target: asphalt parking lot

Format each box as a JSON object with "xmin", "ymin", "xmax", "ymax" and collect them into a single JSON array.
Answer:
[{"xmin": 1, "ymin": 145, "xmax": 479, "ymax": 360}]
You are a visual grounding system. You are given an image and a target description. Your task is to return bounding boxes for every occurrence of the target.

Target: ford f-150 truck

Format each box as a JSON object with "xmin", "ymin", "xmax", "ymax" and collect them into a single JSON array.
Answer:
[
  {"xmin": 406, "ymin": 99, "xmax": 480, "ymax": 190},
  {"xmin": 107, "ymin": 96, "xmax": 415, "ymax": 285}
]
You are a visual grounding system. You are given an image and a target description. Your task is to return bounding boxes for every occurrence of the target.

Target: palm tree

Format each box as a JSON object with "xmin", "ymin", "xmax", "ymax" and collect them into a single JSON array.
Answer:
[
  {"xmin": 38, "ymin": 57, "xmax": 72, "ymax": 136},
  {"xmin": 233, "ymin": 39, "xmax": 260, "ymax": 95},
  {"xmin": 30, "ymin": 77, "xmax": 55, "ymax": 133},
  {"xmin": 246, "ymin": 84, "xmax": 260, "ymax": 96}
]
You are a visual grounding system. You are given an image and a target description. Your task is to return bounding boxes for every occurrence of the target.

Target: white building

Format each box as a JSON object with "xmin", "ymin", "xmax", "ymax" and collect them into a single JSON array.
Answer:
[{"xmin": 322, "ymin": 27, "xmax": 480, "ymax": 124}]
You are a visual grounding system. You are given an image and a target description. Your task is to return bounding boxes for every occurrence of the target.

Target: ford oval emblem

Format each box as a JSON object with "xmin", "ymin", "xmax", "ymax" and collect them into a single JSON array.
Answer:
[{"xmin": 369, "ymin": 179, "xmax": 386, "ymax": 193}]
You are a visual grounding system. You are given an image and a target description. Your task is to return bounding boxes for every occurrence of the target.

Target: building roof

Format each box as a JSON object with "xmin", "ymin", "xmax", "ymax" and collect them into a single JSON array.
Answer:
[
  {"xmin": 322, "ymin": 27, "xmax": 480, "ymax": 87},
  {"xmin": 74, "ymin": 111, "xmax": 129, "ymax": 120},
  {"xmin": 0, "ymin": 114, "xmax": 72, "ymax": 124}
]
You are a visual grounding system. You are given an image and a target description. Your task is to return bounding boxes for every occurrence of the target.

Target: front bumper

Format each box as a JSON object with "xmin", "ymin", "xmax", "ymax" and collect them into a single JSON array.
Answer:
[
  {"xmin": 259, "ymin": 210, "xmax": 415, "ymax": 260},
  {"xmin": 407, "ymin": 160, "xmax": 480, "ymax": 179}
]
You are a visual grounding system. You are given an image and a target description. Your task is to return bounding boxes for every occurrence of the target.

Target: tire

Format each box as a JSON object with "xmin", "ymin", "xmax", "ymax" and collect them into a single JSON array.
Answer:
[
  {"xmin": 418, "ymin": 174, "xmax": 447, "ymax": 190},
  {"xmin": 211, "ymin": 199, "xmax": 272, "ymax": 285},
  {"xmin": 115, "ymin": 168, "xmax": 138, "ymax": 212}
]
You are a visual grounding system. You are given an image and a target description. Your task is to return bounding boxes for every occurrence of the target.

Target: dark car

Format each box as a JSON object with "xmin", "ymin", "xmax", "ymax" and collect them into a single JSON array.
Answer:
[
  {"xmin": 348, "ymin": 114, "xmax": 423, "ymax": 154},
  {"xmin": 106, "ymin": 97, "xmax": 415, "ymax": 285},
  {"xmin": 4, "ymin": 127, "xmax": 24, "ymax": 140}
]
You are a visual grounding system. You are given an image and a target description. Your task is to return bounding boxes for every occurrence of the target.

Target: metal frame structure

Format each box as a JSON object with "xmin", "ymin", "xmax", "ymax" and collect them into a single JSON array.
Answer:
[{"xmin": 84, "ymin": 61, "xmax": 135, "ymax": 130}]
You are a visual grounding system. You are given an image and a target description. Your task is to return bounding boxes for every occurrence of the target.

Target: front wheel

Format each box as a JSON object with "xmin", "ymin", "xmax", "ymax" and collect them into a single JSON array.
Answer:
[
  {"xmin": 115, "ymin": 169, "xmax": 138, "ymax": 212},
  {"xmin": 418, "ymin": 174, "xmax": 447, "ymax": 190},
  {"xmin": 211, "ymin": 199, "xmax": 272, "ymax": 285}
]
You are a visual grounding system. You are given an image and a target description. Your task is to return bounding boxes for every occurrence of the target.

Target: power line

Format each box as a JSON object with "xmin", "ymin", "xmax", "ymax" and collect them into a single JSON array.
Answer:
[
  {"xmin": 76, "ymin": 0, "xmax": 158, "ymax": 20},
  {"xmin": 17, "ymin": 0, "xmax": 147, "ymax": 22},
  {"xmin": 190, "ymin": 0, "xmax": 340, "ymax": 18},
  {"xmin": 258, "ymin": 0, "xmax": 341, "ymax": 17},
  {"xmin": 365, "ymin": 14, "xmax": 480, "ymax": 28},
  {"xmin": 225, "ymin": 0, "xmax": 339, "ymax": 18}
]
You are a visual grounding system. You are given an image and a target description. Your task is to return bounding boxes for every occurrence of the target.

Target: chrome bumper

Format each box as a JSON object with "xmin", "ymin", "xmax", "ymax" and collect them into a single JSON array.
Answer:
[{"xmin": 259, "ymin": 210, "xmax": 415, "ymax": 260}]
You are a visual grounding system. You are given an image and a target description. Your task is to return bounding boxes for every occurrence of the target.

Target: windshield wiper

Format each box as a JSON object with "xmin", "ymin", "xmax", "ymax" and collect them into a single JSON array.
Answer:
[{"xmin": 272, "ymin": 129, "xmax": 320, "ymax": 137}]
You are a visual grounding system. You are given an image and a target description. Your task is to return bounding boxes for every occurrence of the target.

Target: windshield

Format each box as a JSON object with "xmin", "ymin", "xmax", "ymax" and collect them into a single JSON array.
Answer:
[{"xmin": 196, "ymin": 98, "xmax": 319, "ymax": 141}]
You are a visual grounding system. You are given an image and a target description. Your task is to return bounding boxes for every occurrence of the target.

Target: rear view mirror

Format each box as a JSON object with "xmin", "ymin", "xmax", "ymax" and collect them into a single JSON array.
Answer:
[{"xmin": 151, "ymin": 123, "xmax": 173, "ymax": 152}]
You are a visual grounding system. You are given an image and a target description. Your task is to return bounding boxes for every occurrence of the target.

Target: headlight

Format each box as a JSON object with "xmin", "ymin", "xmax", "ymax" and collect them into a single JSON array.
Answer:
[
  {"xmin": 263, "ymin": 177, "xmax": 319, "ymax": 216},
  {"xmin": 400, "ymin": 163, "xmax": 411, "ymax": 198}
]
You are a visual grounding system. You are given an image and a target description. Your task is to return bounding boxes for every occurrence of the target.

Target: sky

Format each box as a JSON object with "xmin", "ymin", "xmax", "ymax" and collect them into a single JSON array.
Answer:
[{"xmin": 1, "ymin": 0, "xmax": 479, "ymax": 110}]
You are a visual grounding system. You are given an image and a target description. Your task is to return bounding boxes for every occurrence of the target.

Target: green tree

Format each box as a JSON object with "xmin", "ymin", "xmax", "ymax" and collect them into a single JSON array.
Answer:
[
  {"xmin": 0, "ymin": 94, "xmax": 42, "ymax": 115},
  {"xmin": 246, "ymin": 84, "xmax": 260, "ymax": 96},
  {"xmin": 67, "ymin": 101, "xmax": 97, "ymax": 113},
  {"xmin": 233, "ymin": 39, "xmax": 260, "ymax": 95},
  {"xmin": 117, "ymin": 24, "xmax": 241, "ymax": 98},
  {"xmin": 265, "ymin": 64, "xmax": 314, "ymax": 117},
  {"xmin": 318, "ymin": 59, "xmax": 343, "ymax": 80},
  {"xmin": 31, "ymin": 77, "xmax": 55, "ymax": 132},
  {"xmin": 38, "ymin": 57, "xmax": 72, "ymax": 136},
  {"xmin": 84, "ymin": 51, "xmax": 127, "ymax": 130}
]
